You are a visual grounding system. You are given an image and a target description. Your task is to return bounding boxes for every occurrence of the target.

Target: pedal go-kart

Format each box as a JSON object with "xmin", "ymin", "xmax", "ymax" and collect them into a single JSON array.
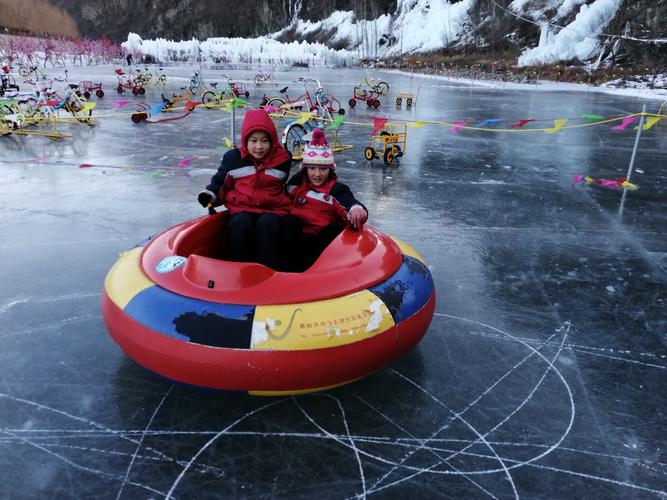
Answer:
[{"xmin": 364, "ymin": 124, "xmax": 407, "ymax": 165}]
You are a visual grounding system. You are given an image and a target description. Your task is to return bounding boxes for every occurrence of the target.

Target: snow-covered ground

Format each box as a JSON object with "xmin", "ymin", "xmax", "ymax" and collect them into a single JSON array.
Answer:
[{"xmin": 385, "ymin": 69, "xmax": 667, "ymax": 102}]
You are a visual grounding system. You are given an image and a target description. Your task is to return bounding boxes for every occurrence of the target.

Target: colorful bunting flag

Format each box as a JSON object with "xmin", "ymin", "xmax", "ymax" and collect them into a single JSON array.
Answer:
[
  {"xmin": 545, "ymin": 118, "xmax": 568, "ymax": 134},
  {"xmin": 511, "ymin": 119, "xmax": 534, "ymax": 128},
  {"xmin": 619, "ymin": 178, "xmax": 638, "ymax": 190},
  {"xmin": 573, "ymin": 175, "xmax": 639, "ymax": 190},
  {"xmin": 177, "ymin": 156, "xmax": 196, "ymax": 167},
  {"xmin": 449, "ymin": 121, "xmax": 469, "ymax": 134},
  {"xmin": 79, "ymin": 163, "xmax": 94, "ymax": 168},
  {"xmin": 295, "ymin": 112, "xmax": 314, "ymax": 125},
  {"xmin": 408, "ymin": 120, "xmax": 426, "ymax": 127},
  {"xmin": 611, "ymin": 116, "xmax": 638, "ymax": 131},
  {"xmin": 474, "ymin": 118, "xmax": 501, "ymax": 127},
  {"xmin": 112, "ymin": 100, "xmax": 130, "ymax": 108},
  {"xmin": 224, "ymin": 98, "xmax": 247, "ymax": 112},
  {"xmin": 579, "ymin": 114, "xmax": 603, "ymax": 122},
  {"xmin": 597, "ymin": 178, "xmax": 621, "ymax": 189},
  {"xmin": 573, "ymin": 175, "xmax": 595, "ymax": 185},
  {"xmin": 326, "ymin": 115, "xmax": 345, "ymax": 130},
  {"xmin": 149, "ymin": 102, "xmax": 167, "ymax": 115},
  {"xmin": 636, "ymin": 116, "xmax": 662, "ymax": 131},
  {"xmin": 371, "ymin": 117, "xmax": 388, "ymax": 136}
]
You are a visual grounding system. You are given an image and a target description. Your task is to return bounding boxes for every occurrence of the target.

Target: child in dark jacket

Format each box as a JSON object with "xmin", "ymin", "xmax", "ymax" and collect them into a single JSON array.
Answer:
[
  {"xmin": 197, "ymin": 109, "xmax": 292, "ymax": 270},
  {"xmin": 282, "ymin": 129, "xmax": 368, "ymax": 272}
]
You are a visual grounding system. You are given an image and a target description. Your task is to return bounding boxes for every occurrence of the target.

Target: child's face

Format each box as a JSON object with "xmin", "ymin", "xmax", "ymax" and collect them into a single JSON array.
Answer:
[
  {"xmin": 246, "ymin": 131, "xmax": 271, "ymax": 160},
  {"xmin": 306, "ymin": 166, "xmax": 331, "ymax": 187}
]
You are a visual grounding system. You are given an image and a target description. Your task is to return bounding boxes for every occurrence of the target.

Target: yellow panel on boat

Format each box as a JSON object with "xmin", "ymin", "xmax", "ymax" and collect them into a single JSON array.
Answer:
[
  {"xmin": 251, "ymin": 290, "xmax": 395, "ymax": 351},
  {"xmin": 390, "ymin": 236, "xmax": 425, "ymax": 264},
  {"xmin": 104, "ymin": 247, "xmax": 154, "ymax": 309}
]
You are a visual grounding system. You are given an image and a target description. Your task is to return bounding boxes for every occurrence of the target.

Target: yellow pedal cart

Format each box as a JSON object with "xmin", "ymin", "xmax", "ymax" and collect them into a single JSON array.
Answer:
[
  {"xmin": 395, "ymin": 93, "xmax": 415, "ymax": 107},
  {"xmin": 364, "ymin": 124, "xmax": 407, "ymax": 165}
]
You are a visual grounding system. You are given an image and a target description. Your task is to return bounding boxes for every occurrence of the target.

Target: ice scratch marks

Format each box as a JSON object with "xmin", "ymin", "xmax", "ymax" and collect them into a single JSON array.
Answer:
[
  {"xmin": 294, "ymin": 395, "xmax": 367, "ymax": 499},
  {"xmin": 0, "ymin": 292, "xmax": 101, "ymax": 314},
  {"xmin": 386, "ymin": 370, "xmax": 519, "ymax": 499},
  {"xmin": 0, "ymin": 391, "xmax": 222, "ymax": 490},
  {"xmin": 354, "ymin": 396, "xmax": 499, "ymax": 499},
  {"xmin": 364, "ymin": 323, "xmax": 573, "ymax": 496},
  {"xmin": 1, "ymin": 429, "xmax": 167, "ymax": 497},
  {"xmin": 450, "ymin": 318, "xmax": 667, "ymax": 370},
  {"xmin": 3, "ymin": 314, "xmax": 101, "ymax": 339},
  {"xmin": 443, "ymin": 322, "xmax": 573, "ymax": 473},
  {"xmin": 165, "ymin": 400, "xmax": 284, "ymax": 499},
  {"xmin": 429, "ymin": 316, "xmax": 576, "ymax": 475},
  {"xmin": 116, "ymin": 385, "xmax": 173, "ymax": 499}
]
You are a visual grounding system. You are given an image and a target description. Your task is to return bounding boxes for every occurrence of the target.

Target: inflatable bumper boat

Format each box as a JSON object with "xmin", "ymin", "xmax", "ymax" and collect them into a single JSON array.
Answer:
[{"xmin": 102, "ymin": 212, "xmax": 435, "ymax": 395}]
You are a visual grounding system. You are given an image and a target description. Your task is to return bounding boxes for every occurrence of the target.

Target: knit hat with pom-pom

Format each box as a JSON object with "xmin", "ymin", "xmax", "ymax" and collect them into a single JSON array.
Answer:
[{"xmin": 300, "ymin": 128, "xmax": 335, "ymax": 170}]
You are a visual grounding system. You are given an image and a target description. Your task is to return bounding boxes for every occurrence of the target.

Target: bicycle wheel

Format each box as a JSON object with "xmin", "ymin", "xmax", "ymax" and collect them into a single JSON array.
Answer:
[
  {"xmin": 266, "ymin": 98, "xmax": 287, "ymax": 117},
  {"xmin": 375, "ymin": 81, "xmax": 389, "ymax": 95},
  {"xmin": 254, "ymin": 75, "xmax": 262, "ymax": 86},
  {"xmin": 202, "ymin": 91, "xmax": 219, "ymax": 109},
  {"xmin": 18, "ymin": 66, "xmax": 30, "ymax": 78},
  {"xmin": 283, "ymin": 123, "xmax": 306, "ymax": 155}
]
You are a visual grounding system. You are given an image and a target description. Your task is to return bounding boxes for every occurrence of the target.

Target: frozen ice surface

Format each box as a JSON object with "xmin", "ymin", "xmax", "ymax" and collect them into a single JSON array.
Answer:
[{"xmin": 0, "ymin": 64, "xmax": 666, "ymax": 499}]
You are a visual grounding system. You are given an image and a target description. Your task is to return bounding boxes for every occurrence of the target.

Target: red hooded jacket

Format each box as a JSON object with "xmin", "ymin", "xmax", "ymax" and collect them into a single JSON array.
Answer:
[
  {"xmin": 206, "ymin": 109, "xmax": 292, "ymax": 215},
  {"xmin": 287, "ymin": 175, "xmax": 355, "ymax": 235}
]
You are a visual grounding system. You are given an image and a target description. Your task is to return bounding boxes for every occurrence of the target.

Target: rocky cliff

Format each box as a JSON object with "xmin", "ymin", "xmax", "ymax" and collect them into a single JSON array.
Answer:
[
  {"xmin": 3, "ymin": 0, "xmax": 666, "ymax": 67},
  {"xmin": 45, "ymin": 0, "xmax": 395, "ymax": 42}
]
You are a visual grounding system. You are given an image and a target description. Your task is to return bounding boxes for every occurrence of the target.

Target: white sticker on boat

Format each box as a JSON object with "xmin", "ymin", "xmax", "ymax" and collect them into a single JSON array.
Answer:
[
  {"xmin": 365, "ymin": 299, "xmax": 384, "ymax": 333},
  {"xmin": 251, "ymin": 321, "xmax": 269, "ymax": 347},
  {"xmin": 155, "ymin": 256, "xmax": 187, "ymax": 273}
]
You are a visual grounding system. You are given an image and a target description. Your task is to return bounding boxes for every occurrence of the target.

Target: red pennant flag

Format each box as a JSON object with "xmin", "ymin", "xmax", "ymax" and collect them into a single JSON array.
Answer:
[
  {"xmin": 371, "ymin": 117, "xmax": 388, "ymax": 136},
  {"xmin": 177, "ymin": 156, "xmax": 196, "ymax": 167},
  {"xmin": 449, "ymin": 120, "xmax": 469, "ymax": 134},
  {"xmin": 511, "ymin": 119, "xmax": 534, "ymax": 128}
]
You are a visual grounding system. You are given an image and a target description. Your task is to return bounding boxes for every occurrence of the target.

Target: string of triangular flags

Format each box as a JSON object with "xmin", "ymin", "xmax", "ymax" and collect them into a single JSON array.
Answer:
[{"xmin": 267, "ymin": 106, "xmax": 664, "ymax": 136}]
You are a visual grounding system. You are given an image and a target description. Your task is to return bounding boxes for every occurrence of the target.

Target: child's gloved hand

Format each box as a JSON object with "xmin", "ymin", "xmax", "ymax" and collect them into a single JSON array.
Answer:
[
  {"xmin": 197, "ymin": 190, "xmax": 216, "ymax": 208},
  {"xmin": 347, "ymin": 205, "xmax": 367, "ymax": 229}
]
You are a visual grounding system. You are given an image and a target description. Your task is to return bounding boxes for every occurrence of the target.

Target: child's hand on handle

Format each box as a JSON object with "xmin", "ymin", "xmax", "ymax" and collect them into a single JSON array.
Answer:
[
  {"xmin": 347, "ymin": 205, "xmax": 367, "ymax": 230},
  {"xmin": 197, "ymin": 190, "xmax": 216, "ymax": 208}
]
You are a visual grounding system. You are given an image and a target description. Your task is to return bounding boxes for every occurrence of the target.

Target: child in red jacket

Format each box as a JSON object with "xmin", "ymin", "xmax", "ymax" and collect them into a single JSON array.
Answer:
[
  {"xmin": 198, "ymin": 109, "xmax": 292, "ymax": 269},
  {"xmin": 282, "ymin": 129, "xmax": 367, "ymax": 272}
]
